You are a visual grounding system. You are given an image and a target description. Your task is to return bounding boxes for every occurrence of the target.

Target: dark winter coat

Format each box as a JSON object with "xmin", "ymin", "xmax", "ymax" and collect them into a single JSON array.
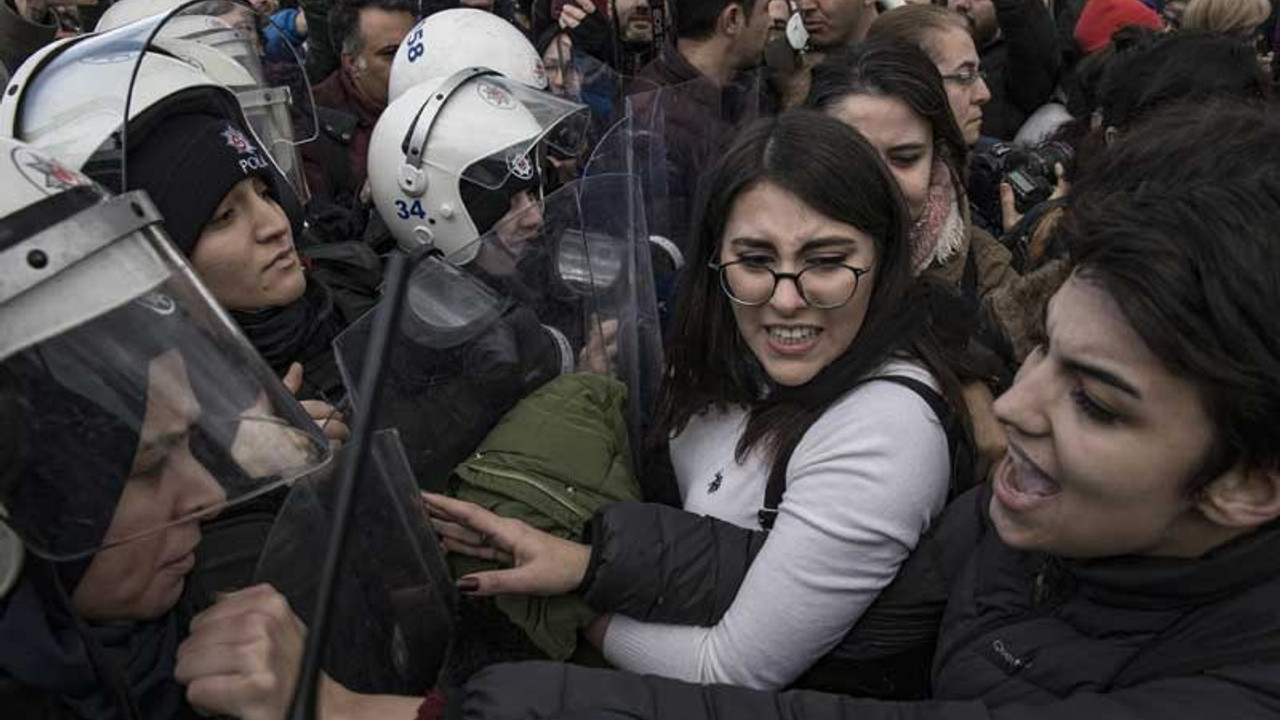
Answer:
[
  {"xmin": 576, "ymin": 490, "xmax": 961, "ymax": 698},
  {"xmin": 980, "ymin": 0, "xmax": 1062, "ymax": 140},
  {"xmin": 453, "ymin": 484, "xmax": 1280, "ymax": 720}
]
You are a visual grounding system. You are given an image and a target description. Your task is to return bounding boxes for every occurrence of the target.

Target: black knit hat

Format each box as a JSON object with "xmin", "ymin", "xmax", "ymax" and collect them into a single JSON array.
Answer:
[{"xmin": 127, "ymin": 113, "xmax": 281, "ymax": 256}]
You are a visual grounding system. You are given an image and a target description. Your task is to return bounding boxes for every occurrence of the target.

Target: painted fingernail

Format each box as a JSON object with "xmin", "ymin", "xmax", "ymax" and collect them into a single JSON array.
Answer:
[{"xmin": 456, "ymin": 577, "xmax": 480, "ymax": 593}]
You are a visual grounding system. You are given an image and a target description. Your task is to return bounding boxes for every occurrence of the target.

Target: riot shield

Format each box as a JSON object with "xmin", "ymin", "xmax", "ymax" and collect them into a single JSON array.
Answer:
[
  {"xmin": 253, "ymin": 429, "xmax": 454, "ymax": 694},
  {"xmin": 1, "ymin": 0, "xmax": 316, "ymax": 200},
  {"xmin": 578, "ymin": 114, "xmax": 665, "ymax": 446},
  {"xmin": 333, "ymin": 173, "xmax": 663, "ymax": 491},
  {"xmin": 538, "ymin": 37, "xmax": 662, "ymax": 191},
  {"xmin": 622, "ymin": 73, "xmax": 765, "ymax": 258}
]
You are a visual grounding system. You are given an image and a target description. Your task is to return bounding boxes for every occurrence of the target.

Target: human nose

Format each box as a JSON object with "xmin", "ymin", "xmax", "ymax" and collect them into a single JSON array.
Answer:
[
  {"xmin": 973, "ymin": 74, "xmax": 992, "ymax": 106},
  {"xmin": 251, "ymin": 192, "xmax": 291, "ymax": 246},
  {"xmin": 171, "ymin": 448, "xmax": 228, "ymax": 519},
  {"xmin": 992, "ymin": 349, "xmax": 1052, "ymax": 439},
  {"xmin": 768, "ymin": 271, "xmax": 808, "ymax": 314}
]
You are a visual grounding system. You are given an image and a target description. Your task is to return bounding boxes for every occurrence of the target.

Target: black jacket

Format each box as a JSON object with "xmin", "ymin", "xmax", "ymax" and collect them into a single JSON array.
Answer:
[
  {"xmin": 980, "ymin": 0, "xmax": 1062, "ymax": 140},
  {"xmin": 577, "ymin": 491, "xmax": 964, "ymax": 698},
  {"xmin": 630, "ymin": 42, "xmax": 764, "ymax": 255},
  {"xmin": 453, "ymin": 486, "xmax": 1280, "ymax": 719}
]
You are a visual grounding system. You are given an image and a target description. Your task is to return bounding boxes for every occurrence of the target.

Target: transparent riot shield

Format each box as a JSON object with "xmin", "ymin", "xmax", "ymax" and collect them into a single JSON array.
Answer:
[
  {"xmin": 2, "ymin": 0, "xmax": 316, "ymax": 200},
  {"xmin": 576, "ymin": 116, "xmax": 665, "ymax": 446},
  {"xmin": 622, "ymin": 73, "xmax": 765, "ymax": 258},
  {"xmin": 537, "ymin": 37, "xmax": 662, "ymax": 192},
  {"xmin": 254, "ymin": 429, "xmax": 454, "ymax": 694},
  {"xmin": 333, "ymin": 173, "xmax": 663, "ymax": 491}
]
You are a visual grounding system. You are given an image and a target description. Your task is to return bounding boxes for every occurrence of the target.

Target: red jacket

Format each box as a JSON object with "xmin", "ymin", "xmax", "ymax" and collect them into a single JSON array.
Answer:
[{"xmin": 301, "ymin": 68, "xmax": 384, "ymax": 203}]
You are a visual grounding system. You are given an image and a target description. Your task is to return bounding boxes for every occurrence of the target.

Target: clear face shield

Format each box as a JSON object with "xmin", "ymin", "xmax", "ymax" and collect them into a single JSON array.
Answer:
[
  {"xmin": 7, "ymin": 0, "xmax": 316, "ymax": 201},
  {"xmin": 428, "ymin": 73, "xmax": 592, "ymax": 190},
  {"xmin": 0, "ymin": 180, "xmax": 330, "ymax": 563}
]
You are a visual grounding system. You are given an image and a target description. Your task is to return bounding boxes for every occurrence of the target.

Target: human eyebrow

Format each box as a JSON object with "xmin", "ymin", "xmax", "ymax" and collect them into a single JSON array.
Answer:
[
  {"xmin": 799, "ymin": 237, "xmax": 860, "ymax": 252},
  {"xmin": 727, "ymin": 237, "xmax": 778, "ymax": 252},
  {"xmin": 1061, "ymin": 358, "xmax": 1143, "ymax": 400},
  {"xmin": 132, "ymin": 399, "xmax": 203, "ymax": 472},
  {"xmin": 1042, "ymin": 294, "xmax": 1141, "ymax": 399}
]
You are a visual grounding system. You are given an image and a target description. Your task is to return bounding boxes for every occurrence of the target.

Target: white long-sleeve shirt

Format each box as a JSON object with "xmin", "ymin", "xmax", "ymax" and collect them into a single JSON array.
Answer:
[{"xmin": 601, "ymin": 359, "xmax": 950, "ymax": 690}]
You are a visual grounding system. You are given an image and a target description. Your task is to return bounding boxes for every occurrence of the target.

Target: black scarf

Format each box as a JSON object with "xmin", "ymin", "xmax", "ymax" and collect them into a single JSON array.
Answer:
[
  {"xmin": 231, "ymin": 278, "xmax": 346, "ymax": 392},
  {"xmin": 0, "ymin": 577, "xmax": 184, "ymax": 720}
]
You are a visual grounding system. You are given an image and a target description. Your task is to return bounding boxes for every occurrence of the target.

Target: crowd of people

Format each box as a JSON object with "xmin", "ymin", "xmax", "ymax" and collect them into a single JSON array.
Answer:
[{"xmin": 2, "ymin": 0, "xmax": 1279, "ymax": 718}]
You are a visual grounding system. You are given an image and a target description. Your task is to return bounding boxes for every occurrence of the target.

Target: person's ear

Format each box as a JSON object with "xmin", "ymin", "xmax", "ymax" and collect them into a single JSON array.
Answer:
[
  {"xmin": 341, "ymin": 51, "xmax": 360, "ymax": 76},
  {"xmin": 1197, "ymin": 467, "xmax": 1280, "ymax": 530},
  {"xmin": 722, "ymin": 2, "xmax": 744, "ymax": 36}
]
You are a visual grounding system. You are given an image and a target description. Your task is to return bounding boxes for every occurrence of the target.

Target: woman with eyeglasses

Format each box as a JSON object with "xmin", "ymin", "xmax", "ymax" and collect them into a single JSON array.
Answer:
[
  {"xmin": 422, "ymin": 110, "xmax": 972, "ymax": 694},
  {"xmin": 867, "ymin": 4, "xmax": 992, "ymax": 148}
]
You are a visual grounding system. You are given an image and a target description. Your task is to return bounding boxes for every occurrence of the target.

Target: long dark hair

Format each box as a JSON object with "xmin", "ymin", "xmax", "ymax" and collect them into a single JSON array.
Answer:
[
  {"xmin": 1065, "ymin": 98, "xmax": 1280, "ymax": 492},
  {"xmin": 656, "ymin": 111, "xmax": 966, "ymax": 487},
  {"xmin": 805, "ymin": 41, "xmax": 970, "ymax": 200}
]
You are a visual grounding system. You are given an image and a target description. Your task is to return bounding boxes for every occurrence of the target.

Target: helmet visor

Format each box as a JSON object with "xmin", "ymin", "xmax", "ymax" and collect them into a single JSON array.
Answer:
[
  {"xmin": 423, "ymin": 74, "xmax": 590, "ymax": 192},
  {"xmin": 12, "ymin": 0, "xmax": 315, "ymax": 197},
  {"xmin": 0, "ymin": 194, "xmax": 330, "ymax": 562}
]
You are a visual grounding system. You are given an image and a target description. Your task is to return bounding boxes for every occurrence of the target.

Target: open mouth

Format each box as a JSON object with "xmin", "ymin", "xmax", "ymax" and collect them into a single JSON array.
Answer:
[
  {"xmin": 765, "ymin": 325, "xmax": 823, "ymax": 354},
  {"xmin": 995, "ymin": 443, "xmax": 1062, "ymax": 511}
]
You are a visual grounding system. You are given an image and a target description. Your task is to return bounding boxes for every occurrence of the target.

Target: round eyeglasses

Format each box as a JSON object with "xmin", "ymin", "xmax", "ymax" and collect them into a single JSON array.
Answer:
[{"xmin": 709, "ymin": 259, "xmax": 870, "ymax": 309}]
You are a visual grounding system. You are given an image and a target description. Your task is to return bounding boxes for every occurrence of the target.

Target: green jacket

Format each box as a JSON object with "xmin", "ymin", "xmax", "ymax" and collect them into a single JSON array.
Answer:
[{"xmin": 451, "ymin": 372, "xmax": 639, "ymax": 659}]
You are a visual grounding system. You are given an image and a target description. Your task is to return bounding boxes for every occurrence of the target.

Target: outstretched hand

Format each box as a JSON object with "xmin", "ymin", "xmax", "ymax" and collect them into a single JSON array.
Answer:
[{"xmin": 423, "ymin": 492, "xmax": 592, "ymax": 597}]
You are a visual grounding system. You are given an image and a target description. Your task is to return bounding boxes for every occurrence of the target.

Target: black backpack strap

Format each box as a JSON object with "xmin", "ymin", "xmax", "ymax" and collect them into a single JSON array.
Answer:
[
  {"xmin": 961, "ymin": 242, "xmax": 980, "ymax": 303},
  {"xmin": 758, "ymin": 375, "xmax": 969, "ymax": 530}
]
